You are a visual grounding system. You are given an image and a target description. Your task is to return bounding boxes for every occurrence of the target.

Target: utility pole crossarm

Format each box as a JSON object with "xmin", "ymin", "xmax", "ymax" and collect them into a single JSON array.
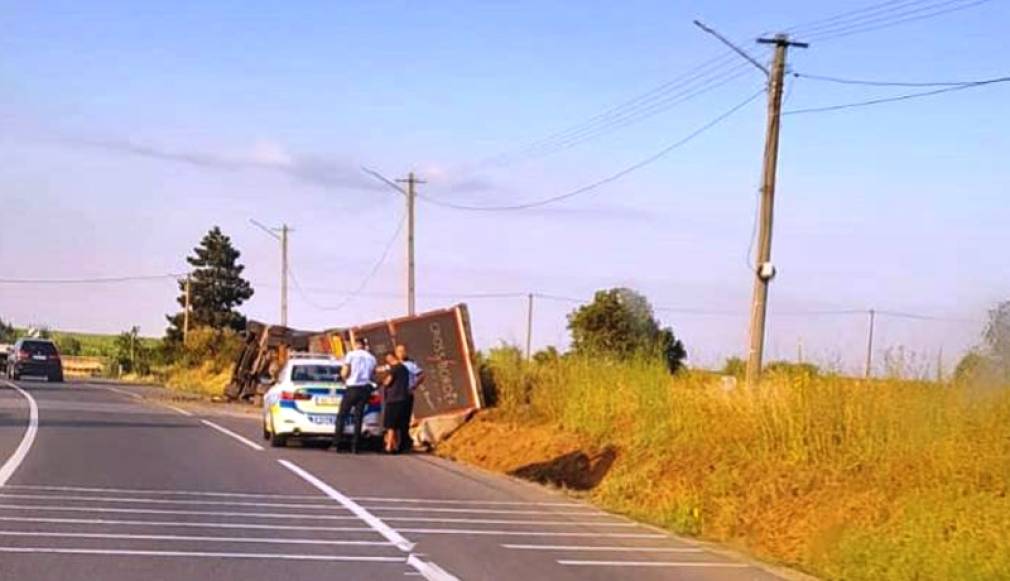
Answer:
[{"xmin": 693, "ymin": 20, "xmax": 770, "ymax": 76}]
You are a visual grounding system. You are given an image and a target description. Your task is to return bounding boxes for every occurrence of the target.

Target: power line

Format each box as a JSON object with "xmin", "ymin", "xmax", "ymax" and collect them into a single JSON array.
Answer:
[
  {"xmin": 287, "ymin": 213, "xmax": 406, "ymax": 313},
  {"xmin": 419, "ymin": 87, "xmax": 766, "ymax": 212},
  {"xmin": 484, "ymin": 62, "xmax": 755, "ymax": 165},
  {"xmin": 785, "ymin": 0, "xmax": 920, "ymax": 34},
  {"xmin": 801, "ymin": 0, "xmax": 993, "ymax": 42},
  {"xmin": 794, "ymin": 72, "xmax": 984, "ymax": 87},
  {"xmin": 468, "ymin": 52, "xmax": 747, "ymax": 170},
  {"xmin": 784, "ymin": 75, "xmax": 1010, "ymax": 115},
  {"xmin": 0, "ymin": 274, "xmax": 183, "ymax": 285}
]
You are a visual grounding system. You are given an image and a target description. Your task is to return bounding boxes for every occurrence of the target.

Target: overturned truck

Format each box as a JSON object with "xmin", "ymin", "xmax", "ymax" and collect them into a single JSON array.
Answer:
[{"xmin": 225, "ymin": 304, "xmax": 484, "ymax": 422}]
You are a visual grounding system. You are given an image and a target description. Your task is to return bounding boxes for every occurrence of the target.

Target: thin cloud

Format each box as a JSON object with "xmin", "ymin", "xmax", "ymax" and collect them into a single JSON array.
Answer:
[{"xmin": 67, "ymin": 136, "xmax": 383, "ymax": 191}]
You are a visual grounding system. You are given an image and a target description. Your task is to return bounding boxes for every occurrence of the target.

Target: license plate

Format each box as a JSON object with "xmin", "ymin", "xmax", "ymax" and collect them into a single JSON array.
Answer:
[
  {"xmin": 308, "ymin": 415, "xmax": 336, "ymax": 425},
  {"xmin": 32, "ymin": 355, "xmax": 46, "ymax": 361},
  {"xmin": 315, "ymin": 396, "xmax": 341, "ymax": 406}
]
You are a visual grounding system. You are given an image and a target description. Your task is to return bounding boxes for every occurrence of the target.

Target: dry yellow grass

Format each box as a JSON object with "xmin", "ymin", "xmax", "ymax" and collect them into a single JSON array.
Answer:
[{"xmin": 442, "ymin": 352, "xmax": 1010, "ymax": 580}]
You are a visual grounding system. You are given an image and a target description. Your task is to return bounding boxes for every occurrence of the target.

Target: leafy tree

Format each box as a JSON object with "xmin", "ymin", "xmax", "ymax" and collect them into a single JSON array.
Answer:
[
  {"xmin": 115, "ymin": 326, "xmax": 151, "ymax": 375},
  {"xmin": 722, "ymin": 356, "xmax": 746, "ymax": 378},
  {"xmin": 55, "ymin": 335, "xmax": 82, "ymax": 356},
  {"xmin": 984, "ymin": 300, "xmax": 1010, "ymax": 380},
  {"xmin": 532, "ymin": 346, "xmax": 560, "ymax": 365},
  {"xmin": 954, "ymin": 351, "xmax": 992, "ymax": 384},
  {"xmin": 166, "ymin": 227, "xmax": 254, "ymax": 344},
  {"xmin": 0, "ymin": 319, "xmax": 15, "ymax": 343},
  {"xmin": 567, "ymin": 288, "xmax": 687, "ymax": 374},
  {"xmin": 765, "ymin": 360, "xmax": 820, "ymax": 378}
]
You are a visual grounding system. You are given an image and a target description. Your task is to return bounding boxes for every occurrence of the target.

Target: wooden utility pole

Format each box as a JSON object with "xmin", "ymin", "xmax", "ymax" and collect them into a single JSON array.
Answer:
[
  {"xmin": 864, "ymin": 309, "xmax": 876, "ymax": 378},
  {"xmin": 183, "ymin": 274, "xmax": 191, "ymax": 344},
  {"xmin": 744, "ymin": 34, "xmax": 807, "ymax": 389},
  {"xmin": 525, "ymin": 293, "xmax": 534, "ymax": 361},
  {"xmin": 249, "ymin": 219, "xmax": 290, "ymax": 326},
  {"xmin": 397, "ymin": 172, "xmax": 425, "ymax": 317},
  {"xmin": 280, "ymin": 224, "xmax": 289, "ymax": 327}
]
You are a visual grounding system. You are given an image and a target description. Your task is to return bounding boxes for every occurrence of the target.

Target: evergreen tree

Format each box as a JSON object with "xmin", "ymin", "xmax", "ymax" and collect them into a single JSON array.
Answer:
[{"xmin": 166, "ymin": 227, "xmax": 254, "ymax": 343}]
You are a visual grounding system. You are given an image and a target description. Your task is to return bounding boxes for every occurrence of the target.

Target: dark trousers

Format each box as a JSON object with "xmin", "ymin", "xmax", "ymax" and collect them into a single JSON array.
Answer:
[
  {"xmin": 334, "ymin": 385, "xmax": 371, "ymax": 452},
  {"xmin": 398, "ymin": 393, "xmax": 414, "ymax": 453}
]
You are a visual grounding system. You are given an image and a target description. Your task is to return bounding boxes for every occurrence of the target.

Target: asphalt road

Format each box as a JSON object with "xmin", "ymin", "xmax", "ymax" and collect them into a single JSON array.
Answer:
[{"xmin": 0, "ymin": 379, "xmax": 786, "ymax": 581}]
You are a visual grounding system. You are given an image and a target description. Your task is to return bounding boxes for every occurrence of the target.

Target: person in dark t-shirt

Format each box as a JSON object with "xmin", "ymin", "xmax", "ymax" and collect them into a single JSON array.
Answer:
[{"xmin": 380, "ymin": 352, "xmax": 410, "ymax": 454}]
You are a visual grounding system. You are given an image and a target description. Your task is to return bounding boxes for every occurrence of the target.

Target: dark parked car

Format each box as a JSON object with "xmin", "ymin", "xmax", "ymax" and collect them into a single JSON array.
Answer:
[{"xmin": 7, "ymin": 338, "xmax": 63, "ymax": 382}]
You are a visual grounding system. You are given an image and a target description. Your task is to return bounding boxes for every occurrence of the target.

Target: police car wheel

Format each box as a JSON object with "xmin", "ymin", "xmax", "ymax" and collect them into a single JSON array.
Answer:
[{"xmin": 269, "ymin": 432, "xmax": 288, "ymax": 448}]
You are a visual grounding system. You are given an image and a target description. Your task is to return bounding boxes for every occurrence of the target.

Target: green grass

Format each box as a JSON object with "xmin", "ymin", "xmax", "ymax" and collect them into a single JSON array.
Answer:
[
  {"xmin": 11, "ymin": 328, "xmax": 160, "ymax": 358},
  {"xmin": 476, "ymin": 350, "xmax": 1010, "ymax": 580}
]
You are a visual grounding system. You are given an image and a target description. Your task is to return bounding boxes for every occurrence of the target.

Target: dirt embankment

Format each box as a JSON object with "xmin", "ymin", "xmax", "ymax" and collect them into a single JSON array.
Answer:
[{"xmin": 437, "ymin": 410, "xmax": 616, "ymax": 492}]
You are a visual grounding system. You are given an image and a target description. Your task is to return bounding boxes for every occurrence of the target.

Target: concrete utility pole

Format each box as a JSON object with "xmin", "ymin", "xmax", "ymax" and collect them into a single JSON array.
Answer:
[
  {"xmin": 183, "ymin": 274, "xmax": 191, "ymax": 344},
  {"xmin": 250, "ymin": 219, "xmax": 290, "ymax": 326},
  {"xmin": 525, "ymin": 293, "xmax": 534, "ymax": 361},
  {"xmin": 397, "ymin": 173, "xmax": 425, "ymax": 317},
  {"xmin": 864, "ymin": 308, "xmax": 876, "ymax": 378},
  {"xmin": 744, "ymin": 33, "xmax": 808, "ymax": 389}
]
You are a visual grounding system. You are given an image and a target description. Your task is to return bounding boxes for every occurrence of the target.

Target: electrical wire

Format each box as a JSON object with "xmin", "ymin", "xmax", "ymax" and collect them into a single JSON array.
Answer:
[
  {"xmin": 0, "ymin": 274, "xmax": 184, "ymax": 285},
  {"xmin": 801, "ymin": 0, "xmax": 993, "ymax": 42},
  {"xmin": 481, "ymin": 61, "xmax": 756, "ymax": 167},
  {"xmin": 470, "ymin": 52, "xmax": 747, "ymax": 170},
  {"xmin": 784, "ymin": 75, "xmax": 1010, "ymax": 115},
  {"xmin": 418, "ymin": 87, "xmax": 766, "ymax": 212},
  {"xmin": 784, "ymin": 0, "xmax": 920, "ymax": 34},
  {"xmin": 287, "ymin": 213, "xmax": 406, "ymax": 312},
  {"xmin": 794, "ymin": 72, "xmax": 984, "ymax": 88}
]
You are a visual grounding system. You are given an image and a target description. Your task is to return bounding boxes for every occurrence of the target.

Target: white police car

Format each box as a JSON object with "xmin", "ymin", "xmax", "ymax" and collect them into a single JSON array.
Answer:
[{"xmin": 261, "ymin": 354, "xmax": 382, "ymax": 447}]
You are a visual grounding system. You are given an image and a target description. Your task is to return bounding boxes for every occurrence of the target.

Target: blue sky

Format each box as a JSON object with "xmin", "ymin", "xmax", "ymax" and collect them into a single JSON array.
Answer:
[{"xmin": 1, "ymin": 1, "xmax": 1007, "ymax": 373}]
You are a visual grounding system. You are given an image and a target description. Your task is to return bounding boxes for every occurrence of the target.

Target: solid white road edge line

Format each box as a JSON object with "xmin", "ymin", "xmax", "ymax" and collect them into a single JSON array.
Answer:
[
  {"xmin": 0, "ymin": 530, "xmax": 397, "ymax": 546},
  {"xmin": 503, "ymin": 544, "xmax": 704, "ymax": 552},
  {"xmin": 97, "ymin": 385, "xmax": 143, "ymax": 400},
  {"xmin": 558, "ymin": 560, "xmax": 750, "ymax": 568},
  {"xmin": 161, "ymin": 404, "xmax": 194, "ymax": 417},
  {"xmin": 277, "ymin": 459, "xmax": 459, "ymax": 581},
  {"xmin": 0, "ymin": 546, "xmax": 404, "ymax": 562},
  {"xmin": 201, "ymin": 419, "xmax": 264, "ymax": 451},
  {"xmin": 277, "ymin": 459, "xmax": 413, "ymax": 551},
  {"xmin": 0, "ymin": 381, "xmax": 39, "ymax": 487}
]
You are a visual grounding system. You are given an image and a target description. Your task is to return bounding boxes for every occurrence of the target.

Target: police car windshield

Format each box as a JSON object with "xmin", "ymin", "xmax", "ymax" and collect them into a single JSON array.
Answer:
[{"xmin": 291, "ymin": 364, "xmax": 341, "ymax": 383}]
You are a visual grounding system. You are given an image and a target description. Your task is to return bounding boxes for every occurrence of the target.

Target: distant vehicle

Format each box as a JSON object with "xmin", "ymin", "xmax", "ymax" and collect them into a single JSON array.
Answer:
[
  {"xmin": 7, "ymin": 338, "xmax": 63, "ymax": 382},
  {"xmin": 261, "ymin": 354, "xmax": 381, "ymax": 448},
  {"xmin": 0, "ymin": 344, "xmax": 10, "ymax": 370}
]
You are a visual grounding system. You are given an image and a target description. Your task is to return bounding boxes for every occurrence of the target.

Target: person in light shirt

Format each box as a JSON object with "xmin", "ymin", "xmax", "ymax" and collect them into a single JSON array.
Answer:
[
  {"xmin": 394, "ymin": 343, "xmax": 424, "ymax": 453},
  {"xmin": 333, "ymin": 336, "xmax": 376, "ymax": 454}
]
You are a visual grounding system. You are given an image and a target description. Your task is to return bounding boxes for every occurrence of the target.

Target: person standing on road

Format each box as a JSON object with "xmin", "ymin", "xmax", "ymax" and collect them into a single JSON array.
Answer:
[
  {"xmin": 395, "ymin": 343, "xmax": 424, "ymax": 453},
  {"xmin": 379, "ymin": 351, "xmax": 411, "ymax": 454},
  {"xmin": 334, "ymin": 337, "xmax": 376, "ymax": 454}
]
